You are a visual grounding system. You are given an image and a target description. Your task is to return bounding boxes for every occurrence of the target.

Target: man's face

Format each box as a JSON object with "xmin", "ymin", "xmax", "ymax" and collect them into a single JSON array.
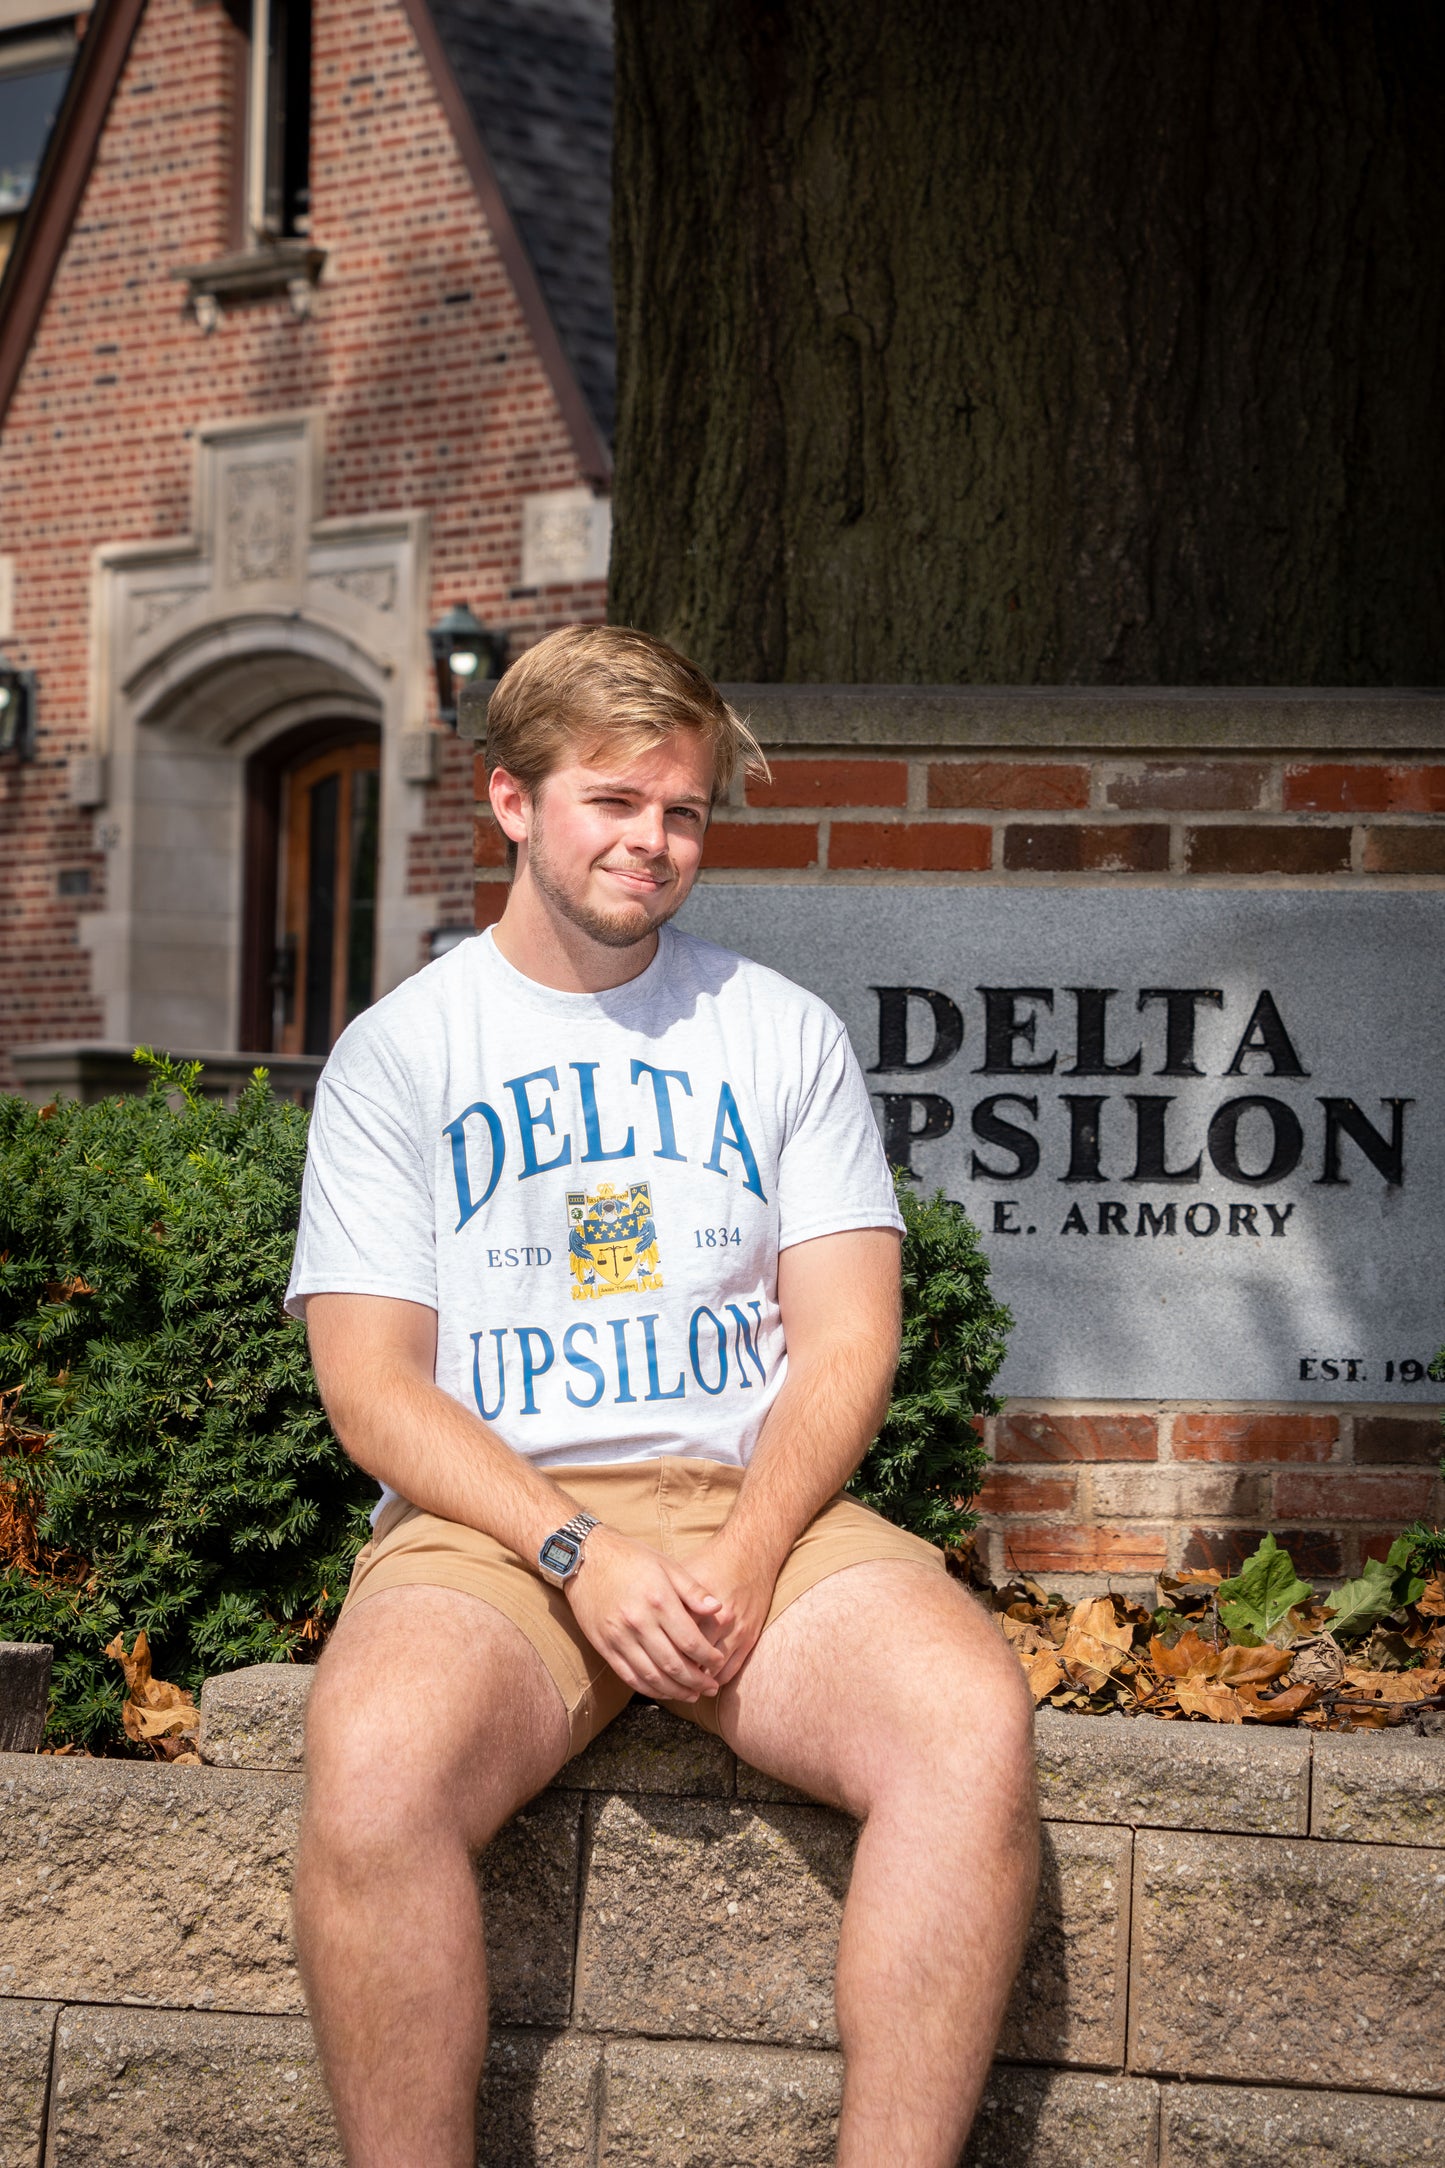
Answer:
[{"xmin": 502, "ymin": 730, "xmax": 716, "ymax": 950}]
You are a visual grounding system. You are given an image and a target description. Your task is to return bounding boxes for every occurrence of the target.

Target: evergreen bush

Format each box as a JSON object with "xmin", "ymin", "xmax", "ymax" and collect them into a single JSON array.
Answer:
[
  {"xmin": 848, "ymin": 1173, "xmax": 1012, "ymax": 1549},
  {"xmin": 0, "ymin": 1067, "xmax": 1010, "ymax": 1746},
  {"xmin": 0, "ymin": 1056, "xmax": 372, "ymax": 1746}
]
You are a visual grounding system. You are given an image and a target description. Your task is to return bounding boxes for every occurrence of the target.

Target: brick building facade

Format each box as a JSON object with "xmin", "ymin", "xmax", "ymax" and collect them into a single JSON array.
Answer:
[{"xmin": 0, "ymin": 0, "xmax": 610, "ymax": 1085}]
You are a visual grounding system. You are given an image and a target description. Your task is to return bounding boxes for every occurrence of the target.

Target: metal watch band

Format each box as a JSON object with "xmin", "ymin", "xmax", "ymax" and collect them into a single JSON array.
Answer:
[{"xmin": 537, "ymin": 1511, "xmax": 600, "ymax": 1587}]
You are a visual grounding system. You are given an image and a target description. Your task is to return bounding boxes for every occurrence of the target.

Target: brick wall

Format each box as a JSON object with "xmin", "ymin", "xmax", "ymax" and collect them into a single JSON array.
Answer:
[
  {"xmin": 473, "ymin": 730, "xmax": 1445, "ymax": 1579},
  {"xmin": 0, "ymin": 0, "xmax": 604, "ymax": 1086}
]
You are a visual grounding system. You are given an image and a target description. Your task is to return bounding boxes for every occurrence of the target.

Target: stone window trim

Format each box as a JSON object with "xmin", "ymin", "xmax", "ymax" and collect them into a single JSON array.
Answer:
[{"xmin": 176, "ymin": 238, "xmax": 327, "ymax": 333}]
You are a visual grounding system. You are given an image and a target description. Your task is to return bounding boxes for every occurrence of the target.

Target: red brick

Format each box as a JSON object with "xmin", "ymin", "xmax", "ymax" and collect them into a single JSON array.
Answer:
[
  {"xmin": 1000, "ymin": 1525, "xmax": 1168, "ymax": 1575},
  {"xmin": 1183, "ymin": 825, "xmax": 1352, "ymax": 875},
  {"xmin": 1274, "ymin": 1469, "xmax": 1441, "ymax": 1521},
  {"xmin": 1282, "ymin": 763, "xmax": 1393, "ymax": 813},
  {"xmin": 473, "ymin": 751, "xmax": 490, "ymax": 798},
  {"xmin": 702, "ymin": 821, "xmax": 819, "ymax": 869},
  {"xmin": 1172, "ymin": 1413, "xmax": 1337, "ymax": 1463},
  {"xmin": 1353, "ymin": 1415, "xmax": 1445, "ymax": 1466},
  {"xmin": 473, "ymin": 881, "xmax": 508, "ymax": 929},
  {"xmin": 1001, "ymin": 823, "xmax": 1169, "ymax": 873},
  {"xmin": 1283, "ymin": 762, "xmax": 1445, "ymax": 813},
  {"xmin": 1182, "ymin": 1525, "xmax": 1343, "ymax": 1578},
  {"xmin": 927, "ymin": 761, "xmax": 1089, "ymax": 811},
  {"xmin": 1361, "ymin": 827, "xmax": 1445, "ymax": 875},
  {"xmin": 827, "ymin": 821, "xmax": 991, "ymax": 872},
  {"xmin": 975, "ymin": 1470, "xmax": 1078, "ymax": 1516},
  {"xmin": 1104, "ymin": 761, "xmax": 1269, "ymax": 812},
  {"xmin": 749, "ymin": 758, "xmax": 907, "ymax": 808},
  {"xmin": 994, "ymin": 1413, "xmax": 1157, "ymax": 1463},
  {"xmin": 473, "ymin": 814, "xmax": 509, "ymax": 867},
  {"xmin": 1386, "ymin": 764, "xmax": 1445, "ymax": 812}
]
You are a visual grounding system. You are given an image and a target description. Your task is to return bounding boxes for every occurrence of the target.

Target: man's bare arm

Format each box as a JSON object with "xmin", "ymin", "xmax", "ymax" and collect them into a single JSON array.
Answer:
[
  {"xmin": 304, "ymin": 1292, "xmax": 730, "ymax": 1700},
  {"xmin": 685, "ymin": 1226, "xmax": 903, "ymax": 1682}
]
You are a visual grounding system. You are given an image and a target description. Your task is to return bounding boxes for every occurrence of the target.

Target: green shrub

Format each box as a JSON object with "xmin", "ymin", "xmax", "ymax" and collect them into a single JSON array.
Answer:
[
  {"xmin": 0, "ymin": 1067, "xmax": 1010, "ymax": 1746},
  {"xmin": 847, "ymin": 1172, "xmax": 1012, "ymax": 1549},
  {"xmin": 0, "ymin": 1056, "xmax": 372, "ymax": 1746}
]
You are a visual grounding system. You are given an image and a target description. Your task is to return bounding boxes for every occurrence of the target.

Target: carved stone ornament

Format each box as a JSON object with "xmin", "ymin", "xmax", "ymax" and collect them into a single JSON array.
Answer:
[
  {"xmin": 224, "ymin": 461, "xmax": 299, "ymax": 587},
  {"xmin": 314, "ymin": 565, "xmax": 397, "ymax": 613},
  {"xmin": 130, "ymin": 587, "xmax": 199, "ymax": 640}
]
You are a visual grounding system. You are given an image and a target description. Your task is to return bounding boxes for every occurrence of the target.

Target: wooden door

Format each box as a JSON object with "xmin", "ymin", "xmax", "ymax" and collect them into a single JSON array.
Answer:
[{"xmin": 275, "ymin": 740, "xmax": 381, "ymax": 1056}]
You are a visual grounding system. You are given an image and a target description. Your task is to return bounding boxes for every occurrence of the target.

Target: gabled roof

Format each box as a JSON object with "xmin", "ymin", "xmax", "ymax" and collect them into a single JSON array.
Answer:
[
  {"xmin": 0, "ymin": 0, "xmax": 616, "ymax": 476},
  {"xmin": 425, "ymin": 0, "xmax": 614, "ymax": 449}
]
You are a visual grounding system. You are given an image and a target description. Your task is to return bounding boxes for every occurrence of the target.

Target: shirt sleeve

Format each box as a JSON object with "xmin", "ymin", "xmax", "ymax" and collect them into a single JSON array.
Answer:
[
  {"xmin": 774, "ymin": 1026, "xmax": 905, "ymax": 1252},
  {"xmin": 284, "ymin": 1071, "xmax": 438, "ymax": 1317}
]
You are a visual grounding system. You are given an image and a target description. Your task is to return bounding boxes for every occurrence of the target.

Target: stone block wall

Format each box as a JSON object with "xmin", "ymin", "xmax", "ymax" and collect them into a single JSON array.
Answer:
[
  {"xmin": 2, "ymin": 1666, "xmax": 1443, "ymax": 2163},
  {"xmin": 471, "ymin": 690, "xmax": 1445, "ymax": 1581}
]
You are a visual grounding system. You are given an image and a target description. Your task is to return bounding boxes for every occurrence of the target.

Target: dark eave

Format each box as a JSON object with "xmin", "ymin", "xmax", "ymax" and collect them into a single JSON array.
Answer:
[{"xmin": 401, "ymin": 0, "xmax": 613, "ymax": 485}]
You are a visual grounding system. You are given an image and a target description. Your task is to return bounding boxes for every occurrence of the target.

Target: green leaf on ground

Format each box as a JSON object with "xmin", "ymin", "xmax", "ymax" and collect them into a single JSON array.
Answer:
[
  {"xmin": 1323, "ymin": 1557, "xmax": 1399, "ymax": 1641},
  {"xmin": 1384, "ymin": 1534, "xmax": 1427, "ymax": 1609},
  {"xmin": 1218, "ymin": 1535, "xmax": 1314, "ymax": 1641}
]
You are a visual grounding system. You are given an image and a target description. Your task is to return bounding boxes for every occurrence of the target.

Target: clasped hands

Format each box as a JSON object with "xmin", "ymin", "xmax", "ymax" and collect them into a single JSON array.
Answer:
[{"xmin": 562, "ymin": 1524, "xmax": 777, "ymax": 1704}]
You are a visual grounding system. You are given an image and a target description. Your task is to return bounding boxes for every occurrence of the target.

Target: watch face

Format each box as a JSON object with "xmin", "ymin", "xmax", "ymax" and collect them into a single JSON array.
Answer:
[{"xmin": 541, "ymin": 1533, "xmax": 582, "ymax": 1578}]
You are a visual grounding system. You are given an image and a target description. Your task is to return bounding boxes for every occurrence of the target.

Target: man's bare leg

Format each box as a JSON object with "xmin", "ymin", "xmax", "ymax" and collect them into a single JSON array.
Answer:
[
  {"xmin": 293, "ymin": 1586, "xmax": 571, "ymax": 2168},
  {"xmin": 714, "ymin": 1561, "xmax": 1038, "ymax": 2168}
]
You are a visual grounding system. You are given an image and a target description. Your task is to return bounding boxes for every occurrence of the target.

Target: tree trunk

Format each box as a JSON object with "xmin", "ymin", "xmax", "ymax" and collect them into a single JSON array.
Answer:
[{"xmin": 610, "ymin": 1, "xmax": 1445, "ymax": 684}]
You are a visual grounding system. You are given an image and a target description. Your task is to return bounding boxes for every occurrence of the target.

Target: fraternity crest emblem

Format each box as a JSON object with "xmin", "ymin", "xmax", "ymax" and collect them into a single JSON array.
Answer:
[{"xmin": 566, "ymin": 1182, "xmax": 663, "ymax": 1300}]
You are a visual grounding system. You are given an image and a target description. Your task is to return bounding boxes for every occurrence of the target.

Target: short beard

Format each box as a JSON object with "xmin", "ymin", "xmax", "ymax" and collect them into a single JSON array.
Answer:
[{"xmin": 525, "ymin": 817, "xmax": 686, "ymax": 951}]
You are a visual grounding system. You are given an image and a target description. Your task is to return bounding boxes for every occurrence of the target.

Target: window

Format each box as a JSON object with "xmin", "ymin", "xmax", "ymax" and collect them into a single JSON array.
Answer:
[
  {"xmin": 241, "ymin": 728, "xmax": 379, "ymax": 1057},
  {"xmin": 224, "ymin": 0, "xmax": 311, "ymax": 244},
  {"xmin": 0, "ymin": 10, "xmax": 78, "ymax": 228},
  {"xmin": 250, "ymin": 0, "xmax": 310, "ymax": 240},
  {"xmin": 276, "ymin": 740, "xmax": 379, "ymax": 1055}
]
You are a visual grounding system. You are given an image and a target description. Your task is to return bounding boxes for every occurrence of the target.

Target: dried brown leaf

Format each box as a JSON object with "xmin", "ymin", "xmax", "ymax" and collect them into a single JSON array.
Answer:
[
  {"xmin": 1417, "ymin": 1575, "xmax": 1445, "ymax": 1620},
  {"xmin": 1216, "ymin": 1644, "xmax": 1294, "ymax": 1687},
  {"xmin": 1235, "ymin": 1681, "xmax": 1320, "ymax": 1723},
  {"xmin": 1149, "ymin": 1629, "xmax": 1222, "ymax": 1680},
  {"xmin": 1020, "ymin": 1648, "xmax": 1066, "ymax": 1703},
  {"xmin": 1175, "ymin": 1678, "xmax": 1245, "ymax": 1723}
]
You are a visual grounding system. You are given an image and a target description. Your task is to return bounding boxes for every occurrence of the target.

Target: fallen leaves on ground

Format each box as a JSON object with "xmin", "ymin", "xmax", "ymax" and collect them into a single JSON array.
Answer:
[
  {"xmin": 106, "ymin": 1630, "xmax": 201, "ymax": 1761},
  {"xmin": 980, "ymin": 1529, "xmax": 1445, "ymax": 1730}
]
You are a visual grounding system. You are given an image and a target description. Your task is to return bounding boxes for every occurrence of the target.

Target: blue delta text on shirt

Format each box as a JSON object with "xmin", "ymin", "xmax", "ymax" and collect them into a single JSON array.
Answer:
[
  {"xmin": 471, "ymin": 1301, "xmax": 770, "ymax": 1418},
  {"xmin": 444, "ymin": 1060, "xmax": 776, "ymax": 1418},
  {"xmin": 443, "ymin": 1059, "xmax": 768, "ymax": 1228}
]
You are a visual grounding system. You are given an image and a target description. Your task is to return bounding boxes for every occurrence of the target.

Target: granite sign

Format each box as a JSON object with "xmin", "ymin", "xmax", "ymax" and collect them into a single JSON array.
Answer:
[{"xmin": 678, "ymin": 888, "xmax": 1445, "ymax": 1404}]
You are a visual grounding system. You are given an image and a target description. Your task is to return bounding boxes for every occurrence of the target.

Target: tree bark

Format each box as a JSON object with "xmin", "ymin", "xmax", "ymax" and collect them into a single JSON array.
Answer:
[{"xmin": 610, "ymin": 1, "xmax": 1445, "ymax": 684}]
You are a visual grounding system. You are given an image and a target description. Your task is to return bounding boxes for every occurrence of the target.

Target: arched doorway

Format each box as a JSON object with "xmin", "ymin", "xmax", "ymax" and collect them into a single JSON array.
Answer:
[{"xmin": 241, "ymin": 723, "xmax": 382, "ymax": 1054}]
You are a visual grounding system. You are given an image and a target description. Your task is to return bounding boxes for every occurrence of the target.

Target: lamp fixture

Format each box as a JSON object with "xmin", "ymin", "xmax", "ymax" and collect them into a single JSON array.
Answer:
[
  {"xmin": 427, "ymin": 604, "xmax": 507, "ymax": 729},
  {"xmin": 0, "ymin": 653, "xmax": 36, "ymax": 760}
]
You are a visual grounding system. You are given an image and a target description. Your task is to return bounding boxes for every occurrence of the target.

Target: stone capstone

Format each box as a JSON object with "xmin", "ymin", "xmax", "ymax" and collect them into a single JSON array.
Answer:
[
  {"xmin": 1309, "ymin": 1730, "xmax": 1445, "ymax": 1848},
  {"xmin": 199, "ymin": 1662, "xmax": 313, "ymax": 1771},
  {"xmin": 597, "ymin": 2038, "xmax": 842, "ymax": 2165},
  {"xmin": 1131, "ymin": 1829, "xmax": 1445, "ymax": 2094},
  {"xmin": 559, "ymin": 1697, "xmax": 736, "ymax": 1797},
  {"xmin": 1159, "ymin": 2079, "xmax": 1445, "ymax": 2165},
  {"xmin": 964, "ymin": 2066, "xmax": 1159, "ymax": 2168},
  {"xmin": 1033, "ymin": 1706, "xmax": 1309, "ymax": 1835},
  {"xmin": 0, "ymin": 1999, "xmax": 57, "ymax": 2168}
]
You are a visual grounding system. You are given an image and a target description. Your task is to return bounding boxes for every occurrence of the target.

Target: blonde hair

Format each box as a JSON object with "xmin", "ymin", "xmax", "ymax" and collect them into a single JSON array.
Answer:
[{"xmin": 483, "ymin": 624, "xmax": 768, "ymax": 801}]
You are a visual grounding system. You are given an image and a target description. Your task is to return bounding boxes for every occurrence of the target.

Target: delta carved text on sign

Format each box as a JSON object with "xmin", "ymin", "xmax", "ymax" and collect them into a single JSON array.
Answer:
[{"xmin": 678, "ymin": 887, "xmax": 1445, "ymax": 1403}]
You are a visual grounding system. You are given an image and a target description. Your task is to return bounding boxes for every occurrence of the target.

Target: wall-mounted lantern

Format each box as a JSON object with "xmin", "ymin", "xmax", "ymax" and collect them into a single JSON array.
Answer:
[
  {"xmin": 0, "ymin": 654, "xmax": 36, "ymax": 760},
  {"xmin": 427, "ymin": 605, "xmax": 507, "ymax": 729}
]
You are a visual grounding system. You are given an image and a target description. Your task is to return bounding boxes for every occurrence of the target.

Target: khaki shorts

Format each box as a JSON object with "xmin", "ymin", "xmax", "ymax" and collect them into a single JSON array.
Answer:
[{"xmin": 342, "ymin": 1455, "xmax": 945, "ymax": 1757}]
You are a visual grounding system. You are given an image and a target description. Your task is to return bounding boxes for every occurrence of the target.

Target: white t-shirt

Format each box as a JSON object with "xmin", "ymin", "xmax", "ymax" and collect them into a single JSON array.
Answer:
[{"xmin": 285, "ymin": 925, "xmax": 903, "ymax": 1500}]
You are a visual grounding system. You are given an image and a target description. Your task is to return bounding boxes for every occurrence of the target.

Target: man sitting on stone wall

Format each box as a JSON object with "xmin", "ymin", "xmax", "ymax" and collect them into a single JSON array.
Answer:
[{"xmin": 285, "ymin": 624, "xmax": 1039, "ymax": 2168}]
